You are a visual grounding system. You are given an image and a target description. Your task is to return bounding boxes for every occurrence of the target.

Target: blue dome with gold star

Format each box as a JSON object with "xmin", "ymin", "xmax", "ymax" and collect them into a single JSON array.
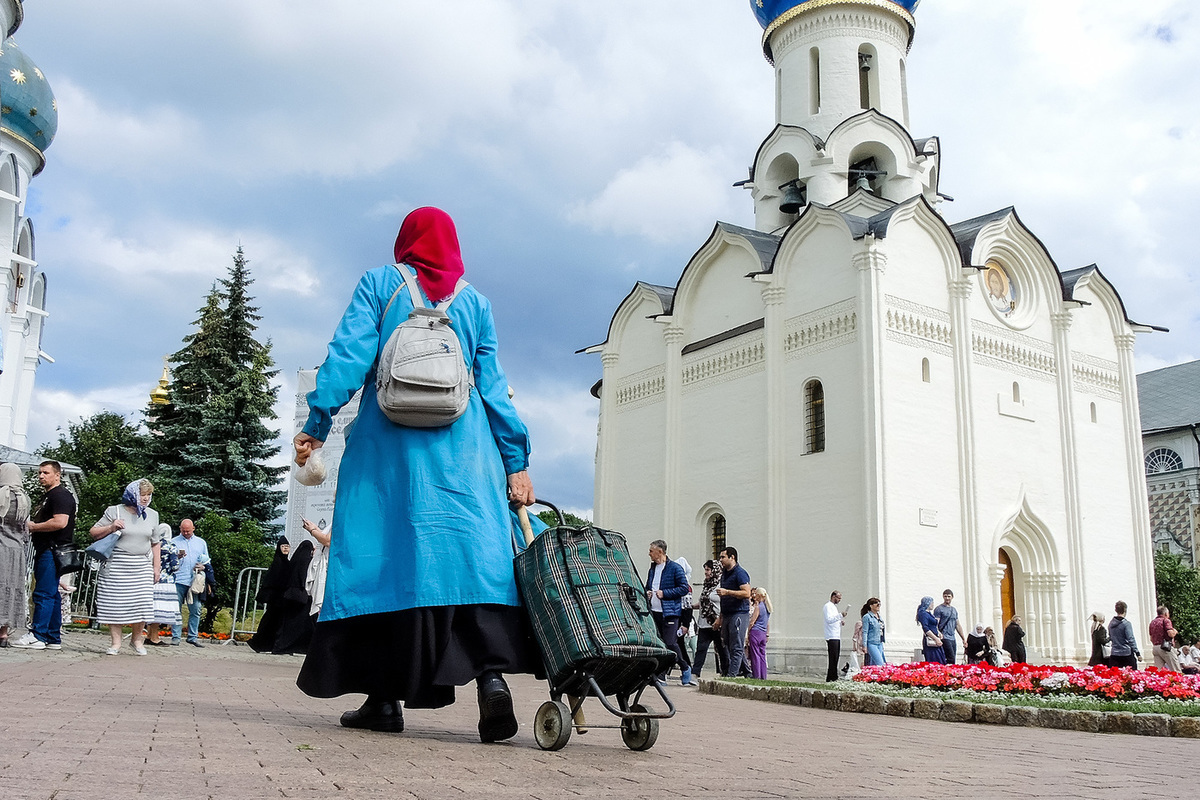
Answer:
[
  {"xmin": 751, "ymin": 0, "xmax": 920, "ymax": 30},
  {"xmin": 0, "ymin": 38, "xmax": 57, "ymax": 155}
]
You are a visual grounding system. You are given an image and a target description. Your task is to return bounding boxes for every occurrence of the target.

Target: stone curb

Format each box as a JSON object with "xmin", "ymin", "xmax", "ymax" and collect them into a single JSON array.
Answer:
[{"xmin": 697, "ymin": 680, "xmax": 1200, "ymax": 739}]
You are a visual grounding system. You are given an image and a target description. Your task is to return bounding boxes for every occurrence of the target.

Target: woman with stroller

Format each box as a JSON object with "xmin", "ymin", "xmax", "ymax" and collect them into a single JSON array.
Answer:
[{"xmin": 293, "ymin": 207, "xmax": 538, "ymax": 742}]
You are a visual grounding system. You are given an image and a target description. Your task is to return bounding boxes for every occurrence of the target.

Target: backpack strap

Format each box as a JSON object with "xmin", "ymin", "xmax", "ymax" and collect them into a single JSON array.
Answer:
[{"xmin": 381, "ymin": 264, "xmax": 470, "ymax": 323}]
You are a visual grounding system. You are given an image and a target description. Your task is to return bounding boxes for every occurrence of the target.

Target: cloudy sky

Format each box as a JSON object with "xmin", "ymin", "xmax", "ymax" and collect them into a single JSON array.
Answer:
[{"xmin": 13, "ymin": 0, "xmax": 1199, "ymax": 516}]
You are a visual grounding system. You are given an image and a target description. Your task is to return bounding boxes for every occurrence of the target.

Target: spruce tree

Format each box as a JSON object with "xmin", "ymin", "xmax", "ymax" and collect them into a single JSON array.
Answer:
[
  {"xmin": 146, "ymin": 285, "xmax": 227, "ymax": 516},
  {"xmin": 147, "ymin": 248, "xmax": 286, "ymax": 536},
  {"xmin": 210, "ymin": 248, "xmax": 286, "ymax": 534}
]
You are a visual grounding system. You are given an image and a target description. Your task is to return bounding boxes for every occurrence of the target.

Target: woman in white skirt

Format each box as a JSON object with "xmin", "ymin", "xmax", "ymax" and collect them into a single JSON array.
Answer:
[
  {"xmin": 89, "ymin": 479, "xmax": 163, "ymax": 655},
  {"xmin": 146, "ymin": 523, "xmax": 181, "ymax": 646}
]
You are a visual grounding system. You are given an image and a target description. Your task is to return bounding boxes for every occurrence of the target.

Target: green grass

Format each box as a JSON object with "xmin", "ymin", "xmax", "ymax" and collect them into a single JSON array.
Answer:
[{"xmin": 715, "ymin": 677, "xmax": 1200, "ymax": 716}]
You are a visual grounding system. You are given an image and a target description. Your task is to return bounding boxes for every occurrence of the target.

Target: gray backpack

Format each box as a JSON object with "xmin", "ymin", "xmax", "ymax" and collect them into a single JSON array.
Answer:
[{"xmin": 375, "ymin": 264, "xmax": 472, "ymax": 428}]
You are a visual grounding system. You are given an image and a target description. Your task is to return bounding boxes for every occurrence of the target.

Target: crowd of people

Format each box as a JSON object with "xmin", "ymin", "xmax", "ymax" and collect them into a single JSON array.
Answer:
[
  {"xmin": 0, "ymin": 460, "xmax": 216, "ymax": 654},
  {"xmin": 0, "ymin": 207, "xmax": 1192, "ymax": 757},
  {"xmin": 645, "ymin": 544, "xmax": 775, "ymax": 682}
]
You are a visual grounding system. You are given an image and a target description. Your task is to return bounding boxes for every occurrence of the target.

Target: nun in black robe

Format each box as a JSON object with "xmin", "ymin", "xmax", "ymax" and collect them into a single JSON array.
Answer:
[{"xmin": 249, "ymin": 539, "xmax": 316, "ymax": 655}]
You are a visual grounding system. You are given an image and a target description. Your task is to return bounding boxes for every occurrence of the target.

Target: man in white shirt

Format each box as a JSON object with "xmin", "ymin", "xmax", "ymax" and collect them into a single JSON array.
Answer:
[{"xmin": 823, "ymin": 590, "xmax": 847, "ymax": 682}]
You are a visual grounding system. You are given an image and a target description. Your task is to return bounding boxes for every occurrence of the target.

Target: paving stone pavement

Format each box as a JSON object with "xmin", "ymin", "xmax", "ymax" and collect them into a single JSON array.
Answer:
[{"xmin": 1, "ymin": 630, "xmax": 1196, "ymax": 799}]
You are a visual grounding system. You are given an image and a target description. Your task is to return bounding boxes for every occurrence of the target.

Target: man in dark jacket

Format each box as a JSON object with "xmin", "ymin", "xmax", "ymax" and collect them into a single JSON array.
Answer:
[{"xmin": 646, "ymin": 539, "xmax": 695, "ymax": 686}]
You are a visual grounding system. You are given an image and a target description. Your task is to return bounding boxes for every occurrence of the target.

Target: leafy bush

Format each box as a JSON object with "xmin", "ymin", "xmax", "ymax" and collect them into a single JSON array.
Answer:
[{"xmin": 1154, "ymin": 551, "xmax": 1200, "ymax": 644}]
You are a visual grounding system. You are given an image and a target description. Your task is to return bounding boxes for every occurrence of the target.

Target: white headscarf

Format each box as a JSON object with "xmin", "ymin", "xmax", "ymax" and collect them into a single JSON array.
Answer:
[
  {"xmin": 675, "ymin": 556, "xmax": 693, "ymax": 596},
  {"xmin": 0, "ymin": 463, "xmax": 30, "ymax": 522}
]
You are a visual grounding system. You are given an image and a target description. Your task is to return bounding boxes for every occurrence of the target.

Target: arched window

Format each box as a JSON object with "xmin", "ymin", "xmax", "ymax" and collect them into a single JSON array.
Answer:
[
  {"xmin": 1145, "ymin": 448, "xmax": 1183, "ymax": 475},
  {"xmin": 1089, "ymin": 402, "xmax": 1097, "ymax": 423},
  {"xmin": 805, "ymin": 379, "xmax": 825, "ymax": 454},
  {"xmin": 921, "ymin": 358, "xmax": 930, "ymax": 383},
  {"xmin": 1012, "ymin": 382, "xmax": 1021, "ymax": 403},
  {"xmin": 710, "ymin": 513, "xmax": 726, "ymax": 560}
]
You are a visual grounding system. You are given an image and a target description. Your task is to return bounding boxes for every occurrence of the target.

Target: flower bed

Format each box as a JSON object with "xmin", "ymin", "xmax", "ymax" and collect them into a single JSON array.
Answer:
[{"xmin": 855, "ymin": 662, "xmax": 1200, "ymax": 702}]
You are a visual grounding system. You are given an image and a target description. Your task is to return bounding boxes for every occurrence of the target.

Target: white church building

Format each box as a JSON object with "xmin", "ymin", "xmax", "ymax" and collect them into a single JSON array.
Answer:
[
  {"xmin": 0, "ymin": 0, "xmax": 55, "ymax": 451},
  {"xmin": 584, "ymin": 0, "xmax": 1161, "ymax": 668}
]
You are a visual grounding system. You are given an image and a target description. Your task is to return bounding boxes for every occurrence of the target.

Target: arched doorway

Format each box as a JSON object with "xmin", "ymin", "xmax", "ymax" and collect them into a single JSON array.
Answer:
[{"xmin": 998, "ymin": 549, "xmax": 1015, "ymax": 625}]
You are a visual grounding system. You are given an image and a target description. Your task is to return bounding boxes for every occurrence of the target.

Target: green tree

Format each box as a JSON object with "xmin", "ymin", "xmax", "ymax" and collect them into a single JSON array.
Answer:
[
  {"xmin": 37, "ymin": 412, "xmax": 181, "ymax": 545},
  {"xmin": 147, "ymin": 248, "xmax": 286, "ymax": 534},
  {"xmin": 195, "ymin": 510, "xmax": 274, "ymax": 631},
  {"xmin": 536, "ymin": 509, "xmax": 592, "ymax": 529},
  {"xmin": 1153, "ymin": 551, "xmax": 1200, "ymax": 644}
]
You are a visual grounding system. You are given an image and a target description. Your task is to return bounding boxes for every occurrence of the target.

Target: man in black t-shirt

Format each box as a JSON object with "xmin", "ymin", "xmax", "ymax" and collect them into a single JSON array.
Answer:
[{"xmin": 13, "ymin": 461, "xmax": 77, "ymax": 650}]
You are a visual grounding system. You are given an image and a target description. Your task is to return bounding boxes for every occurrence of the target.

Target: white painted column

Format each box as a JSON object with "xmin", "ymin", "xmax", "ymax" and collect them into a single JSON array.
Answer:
[
  {"xmin": 988, "ymin": 562, "xmax": 1006, "ymax": 636},
  {"xmin": 1050, "ymin": 311, "xmax": 1087, "ymax": 658},
  {"xmin": 593, "ymin": 351, "xmax": 620, "ymax": 526},
  {"xmin": 661, "ymin": 325, "xmax": 684, "ymax": 553},
  {"xmin": 1116, "ymin": 332, "xmax": 1156, "ymax": 636},
  {"xmin": 762, "ymin": 284, "xmax": 788, "ymax": 639},
  {"xmin": 852, "ymin": 237, "xmax": 887, "ymax": 609},
  {"xmin": 948, "ymin": 277, "xmax": 983, "ymax": 628}
]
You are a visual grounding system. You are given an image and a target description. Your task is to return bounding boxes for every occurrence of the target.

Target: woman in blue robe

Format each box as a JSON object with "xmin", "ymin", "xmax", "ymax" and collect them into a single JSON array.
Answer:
[
  {"xmin": 293, "ymin": 207, "xmax": 537, "ymax": 743},
  {"xmin": 917, "ymin": 596, "xmax": 946, "ymax": 664}
]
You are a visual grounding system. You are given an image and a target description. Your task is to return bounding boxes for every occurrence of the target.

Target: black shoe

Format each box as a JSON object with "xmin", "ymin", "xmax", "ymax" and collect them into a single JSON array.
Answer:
[
  {"xmin": 187, "ymin": 639, "xmax": 204, "ymax": 648},
  {"xmin": 340, "ymin": 698, "xmax": 404, "ymax": 733},
  {"xmin": 476, "ymin": 671, "xmax": 518, "ymax": 743}
]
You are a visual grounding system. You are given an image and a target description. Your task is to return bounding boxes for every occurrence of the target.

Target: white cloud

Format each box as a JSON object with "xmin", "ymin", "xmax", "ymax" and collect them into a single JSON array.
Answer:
[
  {"xmin": 511, "ymin": 381, "xmax": 597, "ymax": 466},
  {"xmin": 567, "ymin": 142, "xmax": 748, "ymax": 243},
  {"xmin": 36, "ymin": 200, "xmax": 319, "ymax": 297},
  {"xmin": 26, "ymin": 384, "xmax": 151, "ymax": 451}
]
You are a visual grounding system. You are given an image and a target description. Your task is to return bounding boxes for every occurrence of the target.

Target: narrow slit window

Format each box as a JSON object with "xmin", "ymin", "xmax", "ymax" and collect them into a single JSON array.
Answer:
[
  {"xmin": 805, "ymin": 379, "xmax": 826, "ymax": 454},
  {"xmin": 1012, "ymin": 382, "xmax": 1021, "ymax": 403},
  {"xmin": 921, "ymin": 358, "xmax": 930, "ymax": 383},
  {"xmin": 1090, "ymin": 402, "xmax": 1097, "ymax": 423},
  {"xmin": 809, "ymin": 47, "xmax": 821, "ymax": 114}
]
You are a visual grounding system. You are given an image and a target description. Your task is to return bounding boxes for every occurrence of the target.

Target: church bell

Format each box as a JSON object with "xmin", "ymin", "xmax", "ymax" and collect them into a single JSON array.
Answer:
[{"xmin": 778, "ymin": 180, "xmax": 806, "ymax": 215}]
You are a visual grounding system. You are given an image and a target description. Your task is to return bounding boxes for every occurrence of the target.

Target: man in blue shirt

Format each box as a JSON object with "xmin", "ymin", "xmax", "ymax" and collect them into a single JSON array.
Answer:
[
  {"xmin": 716, "ymin": 547, "xmax": 751, "ymax": 678},
  {"xmin": 932, "ymin": 589, "xmax": 965, "ymax": 665},
  {"xmin": 170, "ymin": 519, "xmax": 210, "ymax": 647}
]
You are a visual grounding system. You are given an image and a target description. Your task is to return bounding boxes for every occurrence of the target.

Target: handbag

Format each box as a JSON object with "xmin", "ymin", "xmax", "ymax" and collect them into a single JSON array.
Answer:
[
  {"xmin": 52, "ymin": 544, "xmax": 84, "ymax": 574},
  {"xmin": 1154, "ymin": 618, "xmax": 1173, "ymax": 651},
  {"xmin": 85, "ymin": 532, "xmax": 120, "ymax": 563}
]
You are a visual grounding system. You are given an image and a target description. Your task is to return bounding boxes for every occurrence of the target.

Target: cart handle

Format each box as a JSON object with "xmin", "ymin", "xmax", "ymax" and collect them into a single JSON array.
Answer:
[{"xmin": 514, "ymin": 499, "xmax": 567, "ymax": 546}]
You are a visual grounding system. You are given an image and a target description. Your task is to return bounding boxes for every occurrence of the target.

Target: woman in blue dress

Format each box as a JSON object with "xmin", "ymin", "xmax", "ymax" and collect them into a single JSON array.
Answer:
[
  {"xmin": 293, "ymin": 207, "xmax": 538, "ymax": 743},
  {"xmin": 917, "ymin": 596, "xmax": 946, "ymax": 664}
]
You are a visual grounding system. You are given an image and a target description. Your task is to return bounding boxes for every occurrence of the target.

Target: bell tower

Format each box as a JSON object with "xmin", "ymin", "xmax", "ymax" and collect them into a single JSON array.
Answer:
[
  {"xmin": 745, "ymin": 0, "xmax": 938, "ymax": 232},
  {"xmin": 760, "ymin": 0, "xmax": 917, "ymax": 138}
]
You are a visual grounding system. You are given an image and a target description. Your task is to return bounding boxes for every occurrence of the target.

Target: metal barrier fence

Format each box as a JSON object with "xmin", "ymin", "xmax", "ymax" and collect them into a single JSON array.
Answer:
[
  {"xmin": 225, "ymin": 566, "xmax": 268, "ymax": 645},
  {"xmin": 67, "ymin": 558, "xmax": 101, "ymax": 625}
]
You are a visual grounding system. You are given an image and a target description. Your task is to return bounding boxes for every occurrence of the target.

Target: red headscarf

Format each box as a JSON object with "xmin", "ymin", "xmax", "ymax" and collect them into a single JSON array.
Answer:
[{"xmin": 392, "ymin": 207, "xmax": 465, "ymax": 303}]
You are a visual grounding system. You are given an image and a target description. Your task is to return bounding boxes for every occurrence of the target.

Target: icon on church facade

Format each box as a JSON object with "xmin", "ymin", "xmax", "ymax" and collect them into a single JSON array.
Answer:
[{"xmin": 984, "ymin": 261, "xmax": 1017, "ymax": 317}]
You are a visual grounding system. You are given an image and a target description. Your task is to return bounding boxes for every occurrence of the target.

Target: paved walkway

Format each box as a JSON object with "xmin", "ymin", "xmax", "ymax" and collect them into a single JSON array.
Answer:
[{"xmin": 1, "ymin": 630, "xmax": 1196, "ymax": 799}]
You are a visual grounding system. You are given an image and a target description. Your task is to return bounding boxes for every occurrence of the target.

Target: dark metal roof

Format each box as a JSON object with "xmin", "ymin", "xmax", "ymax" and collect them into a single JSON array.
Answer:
[
  {"xmin": 948, "ymin": 207, "xmax": 1015, "ymax": 267},
  {"xmin": 1137, "ymin": 359, "xmax": 1200, "ymax": 433},
  {"xmin": 1059, "ymin": 264, "xmax": 1167, "ymax": 333},
  {"xmin": 682, "ymin": 318, "xmax": 765, "ymax": 356},
  {"xmin": 643, "ymin": 282, "xmax": 676, "ymax": 316},
  {"xmin": 716, "ymin": 221, "xmax": 779, "ymax": 273}
]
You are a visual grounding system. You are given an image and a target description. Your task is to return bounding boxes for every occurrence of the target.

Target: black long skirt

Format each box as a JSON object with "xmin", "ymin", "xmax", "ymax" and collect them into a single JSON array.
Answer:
[{"xmin": 296, "ymin": 604, "xmax": 541, "ymax": 709}]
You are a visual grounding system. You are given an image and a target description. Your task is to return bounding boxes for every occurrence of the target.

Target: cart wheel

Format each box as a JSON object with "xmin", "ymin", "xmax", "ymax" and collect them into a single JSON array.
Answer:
[
  {"xmin": 533, "ymin": 700, "xmax": 572, "ymax": 751},
  {"xmin": 620, "ymin": 703, "xmax": 659, "ymax": 751}
]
